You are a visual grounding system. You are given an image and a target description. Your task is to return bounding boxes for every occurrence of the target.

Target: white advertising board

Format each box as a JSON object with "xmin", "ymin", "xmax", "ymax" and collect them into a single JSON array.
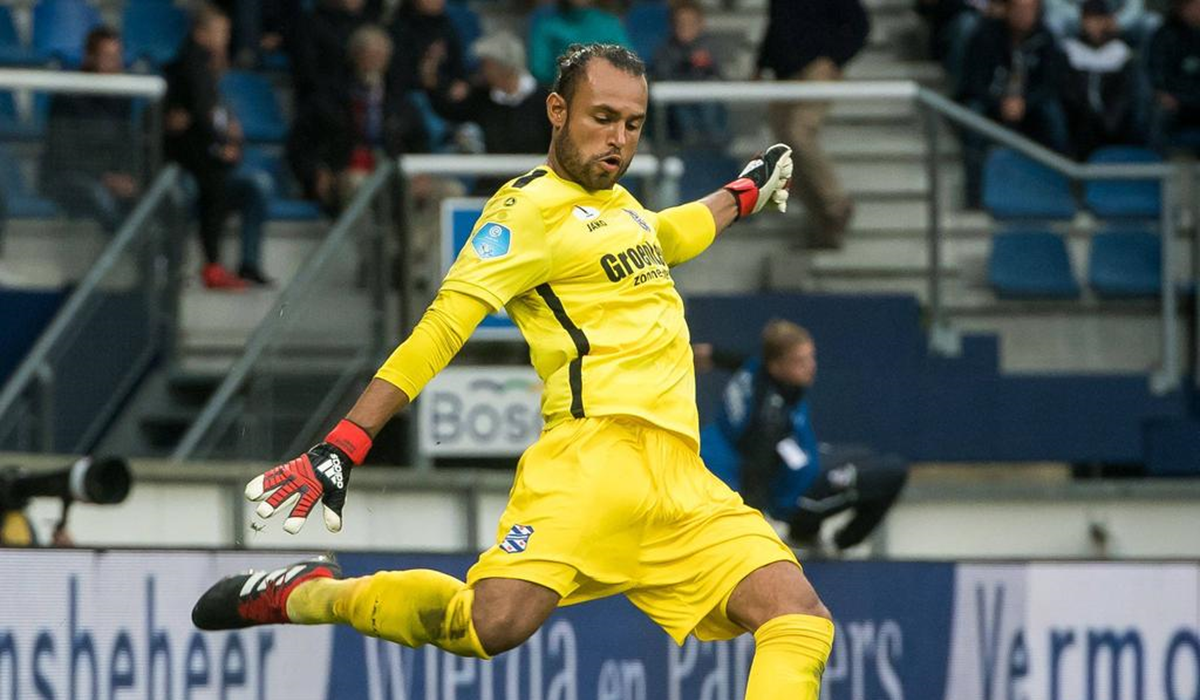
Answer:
[{"xmin": 417, "ymin": 366, "xmax": 543, "ymax": 457}]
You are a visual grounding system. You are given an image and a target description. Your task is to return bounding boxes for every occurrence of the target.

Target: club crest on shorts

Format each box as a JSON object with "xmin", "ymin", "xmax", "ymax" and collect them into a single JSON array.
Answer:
[
  {"xmin": 472, "ymin": 222, "xmax": 511, "ymax": 260},
  {"xmin": 500, "ymin": 524, "xmax": 534, "ymax": 554}
]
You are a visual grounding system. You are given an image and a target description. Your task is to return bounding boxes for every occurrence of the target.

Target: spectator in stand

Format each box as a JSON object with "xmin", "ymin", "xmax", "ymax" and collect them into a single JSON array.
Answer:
[
  {"xmin": 917, "ymin": 0, "xmax": 1005, "ymax": 90},
  {"xmin": 389, "ymin": 0, "xmax": 468, "ymax": 94},
  {"xmin": 41, "ymin": 27, "xmax": 140, "ymax": 233},
  {"xmin": 1044, "ymin": 0, "xmax": 1160, "ymax": 45},
  {"xmin": 652, "ymin": 3, "xmax": 728, "ymax": 145},
  {"xmin": 288, "ymin": 25, "xmax": 428, "ymax": 214},
  {"xmin": 289, "ymin": 0, "xmax": 373, "ymax": 103},
  {"xmin": 528, "ymin": 0, "xmax": 631, "ymax": 86},
  {"xmin": 1063, "ymin": 0, "xmax": 1145, "ymax": 157},
  {"xmin": 423, "ymin": 31, "xmax": 551, "ymax": 192},
  {"xmin": 758, "ymin": 0, "xmax": 867, "ymax": 250},
  {"xmin": 697, "ymin": 321, "xmax": 909, "ymax": 557},
  {"xmin": 1148, "ymin": 0, "xmax": 1200, "ymax": 151},
  {"xmin": 165, "ymin": 3, "xmax": 272, "ymax": 289},
  {"xmin": 958, "ymin": 0, "xmax": 1070, "ymax": 208}
]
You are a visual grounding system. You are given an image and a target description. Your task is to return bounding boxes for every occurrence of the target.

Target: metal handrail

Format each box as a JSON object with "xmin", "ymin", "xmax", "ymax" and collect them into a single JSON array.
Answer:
[
  {"xmin": 0, "ymin": 69, "xmax": 166, "ymax": 97},
  {"xmin": 650, "ymin": 80, "xmax": 1184, "ymax": 393},
  {"xmin": 0, "ymin": 166, "xmax": 181, "ymax": 428},
  {"xmin": 171, "ymin": 163, "xmax": 398, "ymax": 462}
]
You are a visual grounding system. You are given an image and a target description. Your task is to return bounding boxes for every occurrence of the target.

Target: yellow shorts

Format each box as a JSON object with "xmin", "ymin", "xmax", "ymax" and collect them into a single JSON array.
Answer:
[{"xmin": 466, "ymin": 415, "xmax": 799, "ymax": 644}]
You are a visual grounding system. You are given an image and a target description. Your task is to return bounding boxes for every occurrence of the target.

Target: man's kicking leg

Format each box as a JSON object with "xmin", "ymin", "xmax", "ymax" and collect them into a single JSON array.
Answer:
[
  {"xmin": 192, "ymin": 558, "xmax": 560, "ymax": 658},
  {"xmin": 725, "ymin": 561, "xmax": 834, "ymax": 700}
]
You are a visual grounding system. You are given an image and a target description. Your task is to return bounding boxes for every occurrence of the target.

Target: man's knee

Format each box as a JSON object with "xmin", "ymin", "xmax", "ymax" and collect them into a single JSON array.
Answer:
[
  {"xmin": 471, "ymin": 578, "xmax": 560, "ymax": 655},
  {"xmin": 727, "ymin": 561, "xmax": 831, "ymax": 633}
]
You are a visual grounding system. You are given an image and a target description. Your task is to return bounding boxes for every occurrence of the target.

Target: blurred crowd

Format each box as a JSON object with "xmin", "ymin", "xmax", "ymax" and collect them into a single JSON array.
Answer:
[
  {"xmin": 920, "ymin": 0, "xmax": 1200, "ymax": 207},
  {"xmin": 12, "ymin": 0, "xmax": 1196, "ymax": 287}
]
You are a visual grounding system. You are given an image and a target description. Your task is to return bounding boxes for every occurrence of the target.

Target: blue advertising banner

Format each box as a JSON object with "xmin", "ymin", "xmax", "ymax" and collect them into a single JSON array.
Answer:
[{"xmin": 1, "ymin": 551, "xmax": 1197, "ymax": 699}]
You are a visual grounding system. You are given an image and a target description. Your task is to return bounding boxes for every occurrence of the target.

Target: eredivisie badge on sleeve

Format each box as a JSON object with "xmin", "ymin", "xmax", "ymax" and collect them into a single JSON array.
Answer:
[{"xmin": 472, "ymin": 222, "xmax": 512, "ymax": 259}]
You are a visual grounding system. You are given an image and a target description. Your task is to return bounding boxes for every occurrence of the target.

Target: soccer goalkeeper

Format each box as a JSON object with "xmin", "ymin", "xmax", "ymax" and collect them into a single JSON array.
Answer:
[{"xmin": 193, "ymin": 43, "xmax": 833, "ymax": 699}]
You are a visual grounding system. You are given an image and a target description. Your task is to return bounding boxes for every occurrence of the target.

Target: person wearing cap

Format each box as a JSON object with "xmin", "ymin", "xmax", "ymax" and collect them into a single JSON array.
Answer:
[
  {"xmin": 1062, "ymin": 0, "xmax": 1144, "ymax": 157},
  {"xmin": 423, "ymin": 31, "xmax": 552, "ymax": 192}
]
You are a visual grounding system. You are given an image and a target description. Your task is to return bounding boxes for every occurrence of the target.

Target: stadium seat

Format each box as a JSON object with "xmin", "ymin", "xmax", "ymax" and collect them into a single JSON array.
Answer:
[
  {"xmin": 219, "ymin": 71, "xmax": 287, "ymax": 144},
  {"xmin": 0, "ymin": 6, "xmax": 42, "ymax": 66},
  {"xmin": 122, "ymin": 3, "xmax": 189, "ymax": 67},
  {"xmin": 238, "ymin": 147, "xmax": 322, "ymax": 221},
  {"xmin": 676, "ymin": 148, "xmax": 738, "ymax": 204},
  {"xmin": 0, "ymin": 90, "xmax": 48, "ymax": 141},
  {"xmin": 445, "ymin": 2, "xmax": 482, "ymax": 68},
  {"xmin": 982, "ymin": 147, "xmax": 1077, "ymax": 220},
  {"xmin": 1088, "ymin": 229, "xmax": 1161, "ymax": 299},
  {"xmin": 32, "ymin": 0, "xmax": 102, "ymax": 67},
  {"xmin": 0, "ymin": 145, "xmax": 60, "ymax": 219},
  {"xmin": 1083, "ymin": 146, "xmax": 1162, "ymax": 220},
  {"xmin": 987, "ymin": 229, "xmax": 1080, "ymax": 299},
  {"xmin": 624, "ymin": 3, "xmax": 670, "ymax": 66}
]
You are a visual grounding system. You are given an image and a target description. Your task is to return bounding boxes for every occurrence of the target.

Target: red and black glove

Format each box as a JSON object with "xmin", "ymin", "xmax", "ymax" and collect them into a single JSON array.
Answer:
[
  {"xmin": 244, "ymin": 420, "xmax": 372, "ymax": 534},
  {"xmin": 723, "ymin": 144, "xmax": 794, "ymax": 220}
]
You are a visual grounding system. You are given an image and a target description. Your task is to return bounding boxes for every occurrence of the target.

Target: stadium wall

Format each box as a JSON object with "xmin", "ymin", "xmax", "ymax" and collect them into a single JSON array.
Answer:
[{"xmin": 0, "ymin": 551, "xmax": 1197, "ymax": 700}]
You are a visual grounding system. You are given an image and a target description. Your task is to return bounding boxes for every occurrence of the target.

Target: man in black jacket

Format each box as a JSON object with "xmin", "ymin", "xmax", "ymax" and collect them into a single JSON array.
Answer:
[
  {"xmin": 423, "ymin": 31, "xmax": 551, "ymax": 193},
  {"xmin": 41, "ymin": 27, "xmax": 140, "ymax": 233},
  {"xmin": 957, "ymin": 0, "xmax": 1071, "ymax": 207},
  {"xmin": 288, "ymin": 0, "xmax": 374, "ymax": 103},
  {"xmin": 287, "ymin": 24, "xmax": 428, "ymax": 214},
  {"xmin": 389, "ymin": 0, "xmax": 467, "ymax": 95},
  {"xmin": 758, "ymin": 0, "xmax": 869, "ymax": 249},
  {"xmin": 1148, "ymin": 0, "xmax": 1200, "ymax": 151},
  {"xmin": 1063, "ymin": 0, "xmax": 1144, "ymax": 157},
  {"xmin": 165, "ymin": 3, "xmax": 271, "ymax": 289}
]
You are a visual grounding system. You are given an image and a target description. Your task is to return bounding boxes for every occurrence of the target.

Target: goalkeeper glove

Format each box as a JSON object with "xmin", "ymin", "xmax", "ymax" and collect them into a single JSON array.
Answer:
[
  {"xmin": 244, "ymin": 419, "xmax": 372, "ymax": 534},
  {"xmin": 723, "ymin": 144, "xmax": 794, "ymax": 220}
]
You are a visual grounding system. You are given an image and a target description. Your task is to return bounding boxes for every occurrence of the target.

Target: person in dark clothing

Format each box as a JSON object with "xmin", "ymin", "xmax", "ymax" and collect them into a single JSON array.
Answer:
[
  {"xmin": 1063, "ymin": 0, "xmax": 1145, "ymax": 157},
  {"xmin": 697, "ymin": 321, "xmax": 909, "ymax": 556},
  {"xmin": 288, "ymin": 24, "xmax": 428, "ymax": 213},
  {"xmin": 164, "ymin": 3, "xmax": 271, "ymax": 289},
  {"xmin": 41, "ymin": 27, "xmax": 140, "ymax": 233},
  {"xmin": 1148, "ymin": 0, "xmax": 1200, "ymax": 151},
  {"xmin": 422, "ymin": 31, "xmax": 550, "ymax": 192},
  {"xmin": 758, "ymin": 0, "xmax": 868, "ymax": 249},
  {"xmin": 957, "ymin": 0, "xmax": 1071, "ymax": 207},
  {"xmin": 651, "ymin": 3, "xmax": 728, "ymax": 145},
  {"xmin": 288, "ymin": 0, "xmax": 373, "ymax": 104},
  {"xmin": 389, "ymin": 0, "xmax": 467, "ymax": 95}
]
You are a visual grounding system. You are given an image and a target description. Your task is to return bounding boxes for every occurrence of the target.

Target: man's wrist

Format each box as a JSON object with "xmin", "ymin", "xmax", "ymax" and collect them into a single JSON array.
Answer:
[{"xmin": 324, "ymin": 419, "xmax": 372, "ymax": 465}]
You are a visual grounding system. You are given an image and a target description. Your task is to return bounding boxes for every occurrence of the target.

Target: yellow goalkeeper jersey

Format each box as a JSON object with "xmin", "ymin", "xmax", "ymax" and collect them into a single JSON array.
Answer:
[{"xmin": 440, "ymin": 166, "xmax": 716, "ymax": 449}]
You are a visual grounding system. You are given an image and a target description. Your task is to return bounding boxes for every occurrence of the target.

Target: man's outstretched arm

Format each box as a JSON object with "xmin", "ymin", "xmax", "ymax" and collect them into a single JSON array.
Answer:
[
  {"xmin": 657, "ymin": 144, "xmax": 794, "ymax": 265},
  {"xmin": 244, "ymin": 290, "xmax": 491, "ymax": 534}
]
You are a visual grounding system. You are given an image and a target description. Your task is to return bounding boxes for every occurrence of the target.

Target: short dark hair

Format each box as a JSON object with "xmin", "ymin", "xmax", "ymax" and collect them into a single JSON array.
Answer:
[
  {"xmin": 552, "ymin": 43, "xmax": 645, "ymax": 104},
  {"xmin": 85, "ymin": 26, "xmax": 120, "ymax": 56}
]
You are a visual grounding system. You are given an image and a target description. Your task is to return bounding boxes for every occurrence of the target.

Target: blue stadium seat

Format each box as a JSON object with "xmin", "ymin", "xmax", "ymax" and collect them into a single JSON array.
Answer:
[
  {"xmin": 0, "ymin": 145, "xmax": 60, "ymax": 218},
  {"xmin": 982, "ymin": 147, "xmax": 1077, "ymax": 220},
  {"xmin": 219, "ymin": 71, "xmax": 287, "ymax": 143},
  {"xmin": 238, "ymin": 147, "xmax": 322, "ymax": 221},
  {"xmin": 677, "ymin": 148, "xmax": 738, "ymax": 204},
  {"xmin": 1088, "ymin": 229, "xmax": 1161, "ymax": 299},
  {"xmin": 0, "ymin": 6, "xmax": 42, "ymax": 66},
  {"xmin": 988, "ymin": 229, "xmax": 1080, "ymax": 299},
  {"xmin": 0, "ymin": 90, "xmax": 48, "ymax": 141},
  {"xmin": 1083, "ymin": 146, "xmax": 1162, "ymax": 220},
  {"xmin": 32, "ymin": 0, "xmax": 102, "ymax": 67},
  {"xmin": 625, "ymin": 2, "xmax": 669, "ymax": 65},
  {"xmin": 122, "ymin": 2, "xmax": 188, "ymax": 67},
  {"xmin": 445, "ymin": 2, "xmax": 482, "ymax": 69}
]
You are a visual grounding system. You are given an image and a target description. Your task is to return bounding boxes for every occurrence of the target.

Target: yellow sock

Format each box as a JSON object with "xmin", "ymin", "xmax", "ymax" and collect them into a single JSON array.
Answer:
[
  {"xmin": 286, "ymin": 569, "xmax": 490, "ymax": 658},
  {"xmin": 744, "ymin": 614, "xmax": 835, "ymax": 700}
]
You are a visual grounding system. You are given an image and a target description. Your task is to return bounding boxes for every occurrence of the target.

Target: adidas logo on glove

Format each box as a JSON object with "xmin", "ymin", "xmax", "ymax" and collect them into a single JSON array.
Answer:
[{"xmin": 315, "ymin": 455, "xmax": 345, "ymax": 489}]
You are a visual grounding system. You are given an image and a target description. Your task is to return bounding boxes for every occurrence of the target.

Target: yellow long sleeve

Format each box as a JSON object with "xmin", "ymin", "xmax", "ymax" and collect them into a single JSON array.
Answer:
[
  {"xmin": 374, "ymin": 290, "xmax": 492, "ymax": 400},
  {"xmin": 654, "ymin": 201, "xmax": 717, "ymax": 266}
]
